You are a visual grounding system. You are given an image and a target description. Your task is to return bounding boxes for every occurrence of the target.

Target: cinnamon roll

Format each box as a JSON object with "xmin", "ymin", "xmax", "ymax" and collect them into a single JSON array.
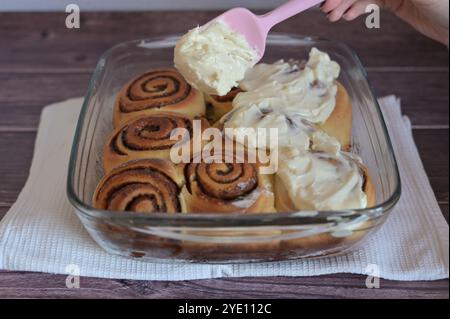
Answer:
[
  {"xmin": 93, "ymin": 159, "xmax": 186, "ymax": 214},
  {"xmin": 103, "ymin": 112, "xmax": 209, "ymax": 173},
  {"xmin": 113, "ymin": 68, "xmax": 205, "ymax": 127},
  {"xmin": 275, "ymin": 149, "xmax": 375, "ymax": 212},
  {"xmin": 205, "ymin": 87, "xmax": 242, "ymax": 123},
  {"xmin": 319, "ymin": 82, "xmax": 352, "ymax": 151},
  {"xmin": 277, "ymin": 173, "xmax": 376, "ymax": 258},
  {"xmin": 235, "ymin": 49, "xmax": 352, "ymax": 150},
  {"xmin": 180, "ymin": 149, "xmax": 279, "ymax": 258},
  {"xmin": 181, "ymin": 149, "xmax": 275, "ymax": 214},
  {"xmin": 93, "ymin": 159, "xmax": 186, "ymax": 259},
  {"xmin": 274, "ymin": 148, "xmax": 375, "ymax": 256}
]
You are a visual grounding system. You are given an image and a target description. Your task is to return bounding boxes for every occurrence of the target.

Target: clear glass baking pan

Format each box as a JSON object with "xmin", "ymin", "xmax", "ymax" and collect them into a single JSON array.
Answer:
[{"xmin": 67, "ymin": 34, "xmax": 401, "ymax": 263}]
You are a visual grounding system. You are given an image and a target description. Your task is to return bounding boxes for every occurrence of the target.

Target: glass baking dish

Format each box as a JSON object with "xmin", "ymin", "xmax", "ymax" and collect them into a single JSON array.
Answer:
[{"xmin": 67, "ymin": 34, "xmax": 401, "ymax": 263}]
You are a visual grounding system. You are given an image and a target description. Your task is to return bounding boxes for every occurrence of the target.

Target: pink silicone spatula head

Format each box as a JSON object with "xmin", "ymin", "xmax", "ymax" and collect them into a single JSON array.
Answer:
[{"xmin": 210, "ymin": 0, "xmax": 323, "ymax": 60}]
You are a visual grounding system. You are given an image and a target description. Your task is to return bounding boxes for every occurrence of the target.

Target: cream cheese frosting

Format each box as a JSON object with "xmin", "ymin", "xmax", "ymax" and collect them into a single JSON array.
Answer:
[
  {"xmin": 174, "ymin": 20, "xmax": 258, "ymax": 96},
  {"xmin": 221, "ymin": 103, "xmax": 341, "ymax": 151},
  {"xmin": 277, "ymin": 147, "xmax": 368, "ymax": 211},
  {"xmin": 233, "ymin": 48, "xmax": 340, "ymax": 124},
  {"xmin": 174, "ymin": 41, "xmax": 368, "ymax": 211},
  {"xmin": 222, "ymin": 104, "xmax": 313, "ymax": 150}
]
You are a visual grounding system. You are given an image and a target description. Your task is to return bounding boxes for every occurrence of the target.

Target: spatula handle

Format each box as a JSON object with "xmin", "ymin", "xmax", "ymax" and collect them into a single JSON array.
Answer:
[{"xmin": 260, "ymin": 0, "xmax": 323, "ymax": 32}]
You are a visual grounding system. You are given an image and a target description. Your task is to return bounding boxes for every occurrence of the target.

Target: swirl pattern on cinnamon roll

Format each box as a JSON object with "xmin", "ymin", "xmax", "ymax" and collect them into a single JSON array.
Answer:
[
  {"xmin": 93, "ymin": 159, "xmax": 186, "ymax": 214},
  {"xmin": 181, "ymin": 150, "xmax": 275, "ymax": 213},
  {"xmin": 104, "ymin": 112, "xmax": 209, "ymax": 173},
  {"xmin": 113, "ymin": 68, "xmax": 205, "ymax": 127},
  {"xmin": 205, "ymin": 87, "xmax": 242, "ymax": 123}
]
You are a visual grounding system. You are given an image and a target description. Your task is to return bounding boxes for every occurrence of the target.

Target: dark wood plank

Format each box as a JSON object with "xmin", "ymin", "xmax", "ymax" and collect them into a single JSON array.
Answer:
[
  {"xmin": 1, "ymin": 71, "xmax": 447, "ymax": 129},
  {"xmin": 0, "ymin": 271, "xmax": 447, "ymax": 299},
  {"xmin": 0, "ymin": 73, "xmax": 90, "ymax": 104},
  {"xmin": 0, "ymin": 73, "xmax": 90, "ymax": 128},
  {"xmin": 0, "ymin": 76, "xmax": 89, "ymax": 129},
  {"xmin": 0, "ymin": 11, "xmax": 448, "ymax": 73},
  {"xmin": 441, "ymin": 204, "xmax": 449, "ymax": 223},
  {"xmin": 0, "ymin": 132, "xmax": 35, "ymax": 204},
  {"xmin": 413, "ymin": 130, "xmax": 449, "ymax": 203},
  {"xmin": 369, "ymin": 71, "xmax": 449, "ymax": 127},
  {"xmin": 0, "ymin": 205, "xmax": 9, "ymax": 220}
]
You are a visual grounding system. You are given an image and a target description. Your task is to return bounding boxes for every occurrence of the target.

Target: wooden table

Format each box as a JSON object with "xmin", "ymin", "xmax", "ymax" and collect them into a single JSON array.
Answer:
[{"xmin": 0, "ymin": 11, "xmax": 448, "ymax": 299}]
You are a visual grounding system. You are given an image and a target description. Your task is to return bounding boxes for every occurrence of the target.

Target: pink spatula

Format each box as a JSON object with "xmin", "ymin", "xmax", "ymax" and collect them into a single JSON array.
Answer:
[{"xmin": 209, "ymin": 0, "xmax": 323, "ymax": 60}]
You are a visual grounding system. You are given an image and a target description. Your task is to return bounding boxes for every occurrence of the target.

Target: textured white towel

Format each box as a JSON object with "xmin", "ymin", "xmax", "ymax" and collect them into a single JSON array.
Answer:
[{"xmin": 0, "ymin": 96, "xmax": 448, "ymax": 281}]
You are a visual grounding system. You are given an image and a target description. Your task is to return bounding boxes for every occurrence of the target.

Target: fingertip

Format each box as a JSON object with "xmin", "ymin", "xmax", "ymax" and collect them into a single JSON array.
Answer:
[
  {"xmin": 320, "ymin": 0, "xmax": 342, "ymax": 13},
  {"xmin": 327, "ymin": 16, "xmax": 338, "ymax": 23},
  {"xmin": 327, "ymin": 11, "xmax": 342, "ymax": 23},
  {"xmin": 320, "ymin": 3, "xmax": 329, "ymax": 13},
  {"xmin": 342, "ymin": 7, "xmax": 363, "ymax": 21},
  {"xmin": 342, "ymin": 12, "xmax": 356, "ymax": 21}
]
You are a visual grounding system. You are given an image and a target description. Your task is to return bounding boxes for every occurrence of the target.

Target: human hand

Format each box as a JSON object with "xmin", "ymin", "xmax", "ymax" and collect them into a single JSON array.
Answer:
[{"xmin": 320, "ymin": 0, "xmax": 449, "ymax": 46}]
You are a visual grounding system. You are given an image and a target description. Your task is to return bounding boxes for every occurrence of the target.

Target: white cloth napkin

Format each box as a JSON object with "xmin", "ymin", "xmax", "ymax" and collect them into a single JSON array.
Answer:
[{"xmin": 0, "ymin": 96, "xmax": 448, "ymax": 281}]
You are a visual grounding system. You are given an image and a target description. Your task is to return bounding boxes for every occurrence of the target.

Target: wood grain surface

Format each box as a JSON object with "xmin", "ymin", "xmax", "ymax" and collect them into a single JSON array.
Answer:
[
  {"xmin": 1, "ymin": 11, "xmax": 447, "ymax": 71},
  {"xmin": 0, "ymin": 10, "xmax": 448, "ymax": 299},
  {"xmin": 0, "ymin": 271, "xmax": 447, "ymax": 299}
]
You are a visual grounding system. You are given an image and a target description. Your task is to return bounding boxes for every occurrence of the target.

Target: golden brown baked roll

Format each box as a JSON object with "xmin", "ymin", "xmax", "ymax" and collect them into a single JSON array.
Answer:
[
  {"xmin": 93, "ymin": 158, "xmax": 186, "ymax": 214},
  {"xmin": 275, "ymin": 153, "xmax": 376, "ymax": 257},
  {"xmin": 113, "ymin": 68, "xmax": 205, "ymax": 127},
  {"xmin": 93, "ymin": 159, "xmax": 186, "ymax": 259},
  {"xmin": 362, "ymin": 167, "xmax": 376, "ymax": 208},
  {"xmin": 181, "ymin": 149, "xmax": 275, "ymax": 214},
  {"xmin": 320, "ymin": 82, "xmax": 352, "ymax": 151},
  {"xmin": 103, "ymin": 112, "xmax": 209, "ymax": 173},
  {"xmin": 205, "ymin": 87, "xmax": 242, "ymax": 123},
  {"xmin": 179, "ymin": 148, "xmax": 279, "ymax": 258}
]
